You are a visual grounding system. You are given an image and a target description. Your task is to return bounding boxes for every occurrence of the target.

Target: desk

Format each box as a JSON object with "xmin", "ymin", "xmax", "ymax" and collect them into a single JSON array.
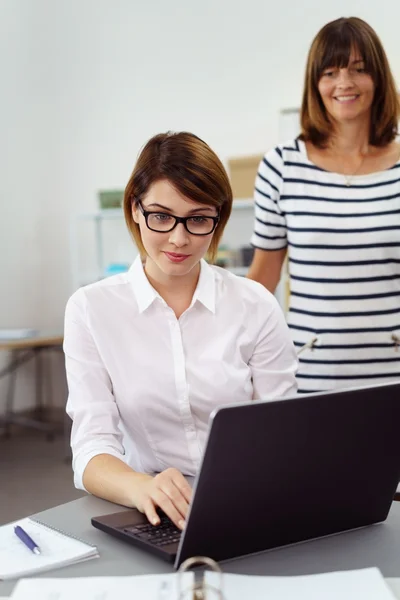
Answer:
[
  {"xmin": 2, "ymin": 496, "xmax": 400, "ymax": 596},
  {"xmin": 0, "ymin": 335, "xmax": 63, "ymax": 438}
]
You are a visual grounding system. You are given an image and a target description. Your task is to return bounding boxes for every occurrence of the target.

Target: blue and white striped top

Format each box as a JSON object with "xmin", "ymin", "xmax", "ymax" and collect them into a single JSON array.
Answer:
[{"xmin": 251, "ymin": 138, "xmax": 400, "ymax": 393}]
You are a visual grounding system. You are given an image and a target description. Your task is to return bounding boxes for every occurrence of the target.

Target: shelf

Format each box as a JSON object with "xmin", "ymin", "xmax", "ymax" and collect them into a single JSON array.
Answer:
[
  {"xmin": 75, "ymin": 199, "xmax": 253, "ymax": 221},
  {"xmin": 76, "ymin": 208, "xmax": 124, "ymax": 220},
  {"xmin": 231, "ymin": 199, "xmax": 253, "ymax": 209}
]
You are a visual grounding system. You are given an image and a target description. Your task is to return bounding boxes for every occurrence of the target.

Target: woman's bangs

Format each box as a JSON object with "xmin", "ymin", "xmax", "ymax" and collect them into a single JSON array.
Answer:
[{"xmin": 314, "ymin": 27, "xmax": 375, "ymax": 80}]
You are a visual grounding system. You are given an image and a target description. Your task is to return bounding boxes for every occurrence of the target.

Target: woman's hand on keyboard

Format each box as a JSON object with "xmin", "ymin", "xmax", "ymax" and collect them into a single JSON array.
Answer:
[{"xmin": 133, "ymin": 468, "xmax": 192, "ymax": 530}]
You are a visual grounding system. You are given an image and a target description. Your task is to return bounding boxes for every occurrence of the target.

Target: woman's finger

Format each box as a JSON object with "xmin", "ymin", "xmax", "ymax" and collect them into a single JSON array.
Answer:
[
  {"xmin": 172, "ymin": 472, "xmax": 193, "ymax": 504},
  {"xmin": 152, "ymin": 489, "xmax": 186, "ymax": 530},
  {"xmin": 160, "ymin": 482, "xmax": 189, "ymax": 520},
  {"xmin": 143, "ymin": 497, "xmax": 160, "ymax": 526}
]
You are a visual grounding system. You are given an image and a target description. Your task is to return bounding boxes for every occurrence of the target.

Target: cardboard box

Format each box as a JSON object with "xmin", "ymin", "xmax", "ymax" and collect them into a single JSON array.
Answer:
[{"xmin": 227, "ymin": 154, "xmax": 263, "ymax": 199}]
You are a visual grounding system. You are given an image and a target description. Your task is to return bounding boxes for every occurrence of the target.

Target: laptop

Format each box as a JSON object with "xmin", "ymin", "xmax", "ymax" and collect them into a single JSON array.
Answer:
[{"xmin": 92, "ymin": 381, "xmax": 400, "ymax": 568}]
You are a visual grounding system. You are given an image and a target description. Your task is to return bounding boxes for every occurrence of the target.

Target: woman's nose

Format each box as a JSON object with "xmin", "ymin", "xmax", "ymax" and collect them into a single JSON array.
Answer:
[
  {"xmin": 336, "ymin": 68, "xmax": 354, "ymax": 88},
  {"xmin": 168, "ymin": 223, "xmax": 190, "ymax": 246}
]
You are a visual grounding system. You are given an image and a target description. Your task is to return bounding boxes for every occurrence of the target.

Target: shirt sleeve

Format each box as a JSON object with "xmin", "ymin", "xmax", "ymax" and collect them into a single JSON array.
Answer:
[
  {"xmin": 250, "ymin": 146, "xmax": 287, "ymax": 251},
  {"xmin": 64, "ymin": 289, "xmax": 127, "ymax": 491},
  {"xmin": 248, "ymin": 284, "xmax": 298, "ymax": 399}
]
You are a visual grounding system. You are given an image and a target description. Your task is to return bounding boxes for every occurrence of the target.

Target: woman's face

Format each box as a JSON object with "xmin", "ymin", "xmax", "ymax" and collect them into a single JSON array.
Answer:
[
  {"xmin": 133, "ymin": 179, "xmax": 218, "ymax": 282},
  {"xmin": 317, "ymin": 48, "xmax": 375, "ymax": 126}
]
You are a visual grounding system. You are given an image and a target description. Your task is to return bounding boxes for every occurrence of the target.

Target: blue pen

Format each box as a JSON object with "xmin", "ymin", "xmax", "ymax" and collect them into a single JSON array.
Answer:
[{"xmin": 14, "ymin": 525, "xmax": 41, "ymax": 555}]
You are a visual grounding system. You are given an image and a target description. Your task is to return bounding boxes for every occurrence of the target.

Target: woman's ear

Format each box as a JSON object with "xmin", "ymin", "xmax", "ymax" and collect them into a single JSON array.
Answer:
[{"xmin": 132, "ymin": 202, "xmax": 140, "ymax": 224}]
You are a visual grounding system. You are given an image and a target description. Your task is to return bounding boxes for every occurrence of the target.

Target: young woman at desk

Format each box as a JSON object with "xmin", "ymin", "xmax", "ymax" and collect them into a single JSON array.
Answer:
[
  {"xmin": 64, "ymin": 132, "xmax": 298, "ymax": 531},
  {"xmin": 248, "ymin": 17, "xmax": 400, "ymax": 394}
]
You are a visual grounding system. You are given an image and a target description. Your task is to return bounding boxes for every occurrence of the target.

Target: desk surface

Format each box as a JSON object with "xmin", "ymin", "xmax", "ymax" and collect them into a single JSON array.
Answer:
[
  {"xmin": 2, "ymin": 496, "xmax": 400, "ymax": 596},
  {"xmin": 0, "ymin": 335, "xmax": 63, "ymax": 351}
]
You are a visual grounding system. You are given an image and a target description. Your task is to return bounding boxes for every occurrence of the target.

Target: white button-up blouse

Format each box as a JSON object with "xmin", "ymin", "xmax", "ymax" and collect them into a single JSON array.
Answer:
[{"xmin": 64, "ymin": 257, "xmax": 298, "ymax": 490}]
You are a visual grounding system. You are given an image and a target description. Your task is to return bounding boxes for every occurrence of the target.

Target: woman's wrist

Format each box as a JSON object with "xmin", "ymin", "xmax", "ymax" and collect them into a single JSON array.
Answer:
[
  {"xmin": 82, "ymin": 454, "xmax": 154, "ymax": 508},
  {"xmin": 123, "ymin": 471, "xmax": 153, "ymax": 508}
]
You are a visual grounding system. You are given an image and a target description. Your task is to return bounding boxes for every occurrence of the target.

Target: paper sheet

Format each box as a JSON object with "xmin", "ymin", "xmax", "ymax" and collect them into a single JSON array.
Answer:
[
  {"xmin": 205, "ymin": 567, "xmax": 396, "ymax": 599},
  {"xmin": 387, "ymin": 579, "xmax": 400, "ymax": 599},
  {"xmin": 11, "ymin": 573, "xmax": 194, "ymax": 600}
]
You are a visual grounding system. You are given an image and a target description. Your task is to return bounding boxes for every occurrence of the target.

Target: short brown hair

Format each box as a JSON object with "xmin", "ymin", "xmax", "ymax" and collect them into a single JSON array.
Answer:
[
  {"xmin": 300, "ymin": 17, "xmax": 399, "ymax": 148},
  {"xmin": 123, "ymin": 131, "xmax": 232, "ymax": 263}
]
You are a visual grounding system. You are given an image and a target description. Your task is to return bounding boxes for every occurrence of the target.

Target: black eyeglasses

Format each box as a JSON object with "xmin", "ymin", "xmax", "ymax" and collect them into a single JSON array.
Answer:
[{"xmin": 137, "ymin": 201, "xmax": 220, "ymax": 236}]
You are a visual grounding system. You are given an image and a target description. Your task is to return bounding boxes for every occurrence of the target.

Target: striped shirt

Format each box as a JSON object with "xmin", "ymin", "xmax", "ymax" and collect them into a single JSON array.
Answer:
[{"xmin": 251, "ymin": 138, "xmax": 400, "ymax": 393}]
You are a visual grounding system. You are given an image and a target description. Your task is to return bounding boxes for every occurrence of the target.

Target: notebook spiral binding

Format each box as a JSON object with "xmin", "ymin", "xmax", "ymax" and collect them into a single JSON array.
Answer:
[
  {"xmin": 30, "ymin": 518, "xmax": 97, "ymax": 548},
  {"xmin": 178, "ymin": 556, "xmax": 224, "ymax": 599}
]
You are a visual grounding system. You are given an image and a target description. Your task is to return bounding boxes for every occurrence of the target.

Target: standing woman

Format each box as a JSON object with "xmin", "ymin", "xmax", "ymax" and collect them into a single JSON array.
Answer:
[{"xmin": 248, "ymin": 17, "xmax": 400, "ymax": 393}]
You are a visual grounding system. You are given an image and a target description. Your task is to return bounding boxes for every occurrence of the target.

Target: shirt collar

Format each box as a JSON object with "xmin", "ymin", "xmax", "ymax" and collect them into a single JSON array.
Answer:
[
  {"xmin": 128, "ymin": 256, "xmax": 216, "ymax": 314},
  {"xmin": 190, "ymin": 259, "xmax": 216, "ymax": 314},
  {"xmin": 128, "ymin": 256, "xmax": 159, "ymax": 313}
]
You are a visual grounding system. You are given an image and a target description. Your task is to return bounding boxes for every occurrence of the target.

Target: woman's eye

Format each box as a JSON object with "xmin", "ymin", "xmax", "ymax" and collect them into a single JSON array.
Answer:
[
  {"xmin": 190, "ymin": 216, "xmax": 207, "ymax": 223},
  {"xmin": 154, "ymin": 213, "xmax": 172, "ymax": 222},
  {"xmin": 322, "ymin": 70, "xmax": 335, "ymax": 77}
]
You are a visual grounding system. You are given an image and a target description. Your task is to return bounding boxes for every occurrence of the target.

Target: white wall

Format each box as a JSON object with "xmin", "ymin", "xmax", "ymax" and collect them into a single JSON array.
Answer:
[{"xmin": 0, "ymin": 0, "xmax": 399, "ymax": 411}]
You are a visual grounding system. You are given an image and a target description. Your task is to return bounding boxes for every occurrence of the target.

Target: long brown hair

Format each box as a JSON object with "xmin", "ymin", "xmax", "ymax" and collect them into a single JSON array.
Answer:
[
  {"xmin": 123, "ymin": 131, "xmax": 232, "ymax": 263},
  {"xmin": 300, "ymin": 17, "xmax": 399, "ymax": 148}
]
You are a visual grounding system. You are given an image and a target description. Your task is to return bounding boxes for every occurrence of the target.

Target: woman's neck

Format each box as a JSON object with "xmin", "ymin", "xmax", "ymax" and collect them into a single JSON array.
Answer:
[
  {"xmin": 328, "ymin": 119, "xmax": 370, "ymax": 156},
  {"xmin": 144, "ymin": 259, "xmax": 200, "ymax": 318}
]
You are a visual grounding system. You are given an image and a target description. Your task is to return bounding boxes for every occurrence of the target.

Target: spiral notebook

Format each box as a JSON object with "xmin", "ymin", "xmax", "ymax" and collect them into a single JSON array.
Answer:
[{"xmin": 0, "ymin": 517, "xmax": 99, "ymax": 580}]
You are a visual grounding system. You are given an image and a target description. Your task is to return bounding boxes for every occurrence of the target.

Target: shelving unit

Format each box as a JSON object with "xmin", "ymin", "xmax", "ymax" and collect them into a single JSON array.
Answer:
[
  {"xmin": 69, "ymin": 199, "xmax": 255, "ymax": 291},
  {"xmin": 69, "ymin": 198, "xmax": 290, "ymax": 310}
]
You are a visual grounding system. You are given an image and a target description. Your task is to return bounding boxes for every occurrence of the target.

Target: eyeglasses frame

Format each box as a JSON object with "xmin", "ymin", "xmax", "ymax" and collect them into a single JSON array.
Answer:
[{"xmin": 136, "ymin": 200, "xmax": 220, "ymax": 236}]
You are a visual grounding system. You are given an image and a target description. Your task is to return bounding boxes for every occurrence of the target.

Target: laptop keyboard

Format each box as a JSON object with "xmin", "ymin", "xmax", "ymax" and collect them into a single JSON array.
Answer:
[{"xmin": 124, "ymin": 515, "xmax": 182, "ymax": 547}]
